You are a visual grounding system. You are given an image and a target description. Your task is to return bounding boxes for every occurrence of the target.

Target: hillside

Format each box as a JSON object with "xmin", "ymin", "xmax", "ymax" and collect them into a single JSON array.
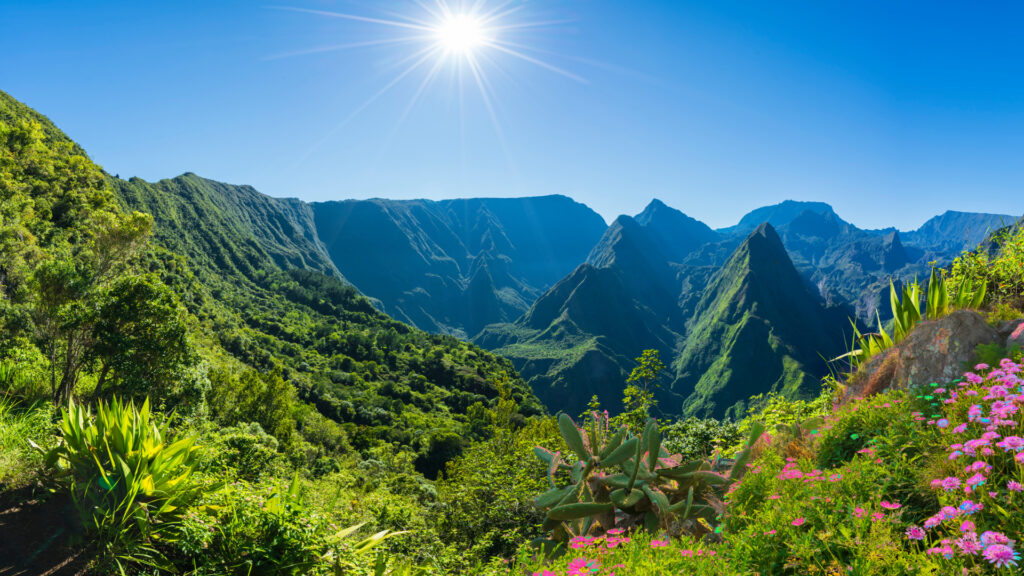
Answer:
[
  {"xmin": 311, "ymin": 196, "xmax": 607, "ymax": 337},
  {"xmin": 0, "ymin": 89, "xmax": 543, "ymax": 478}
]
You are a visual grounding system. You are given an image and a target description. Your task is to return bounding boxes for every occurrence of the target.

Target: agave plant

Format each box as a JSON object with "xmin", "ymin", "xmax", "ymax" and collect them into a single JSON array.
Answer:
[
  {"xmin": 837, "ymin": 268, "xmax": 988, "ymax": 373},
  {"xmin": 926, "ymin": 266, "xmax": 986, "ymax": 320},
  {"xmin": 33, "ymin": 397, "xmax": 209, "ymax": 568},
  {"xmin": 531, "ymin": 412, "xmax": 764, "ymax": 542}
]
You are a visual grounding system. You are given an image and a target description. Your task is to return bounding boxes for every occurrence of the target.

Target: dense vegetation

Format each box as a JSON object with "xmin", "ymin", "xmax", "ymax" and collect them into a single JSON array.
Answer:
[{"xmin": 2, "ymin": 86, "xmax": 1023, "ymax": 576}]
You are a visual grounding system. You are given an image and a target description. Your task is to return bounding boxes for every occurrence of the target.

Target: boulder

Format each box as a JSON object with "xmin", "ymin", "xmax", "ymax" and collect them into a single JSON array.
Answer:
[
  {"xmin": 1000, "ymin": 319, "xmax": 1024, "ymax": 350},
  {"xmin": 849, "ymin": 310, "xmax": 999, "ymax": 397}
]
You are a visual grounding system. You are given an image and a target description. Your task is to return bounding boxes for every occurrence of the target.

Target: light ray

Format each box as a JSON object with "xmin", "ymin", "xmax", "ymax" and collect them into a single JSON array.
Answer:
[
  {"xmin": 264, "ymin": 37, "xmax": 426, "ymax": 61},
  {"xmin": 278, "ymin": 0, "xmax": 584, "ymax": 169},
  {"xmin": 271, "ymin": 6, "xmax": 433, "ymax": 32},
  {"xmin": 286, "ymin": 45, "xmax": 442, "ymax": 170},
  {"xmin": 484, "ymin": 41, "xmax": 588, "ymax": 83}
]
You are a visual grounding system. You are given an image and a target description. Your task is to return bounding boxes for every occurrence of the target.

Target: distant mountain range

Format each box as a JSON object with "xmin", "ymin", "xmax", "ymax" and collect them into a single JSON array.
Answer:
[
  {"xmin": 310, "ymin": 197, "xmax": 606, "ymax": 338},
  {"xmin": 112, "ymin": 175, "xmax": 1015, "ymax": 418}
]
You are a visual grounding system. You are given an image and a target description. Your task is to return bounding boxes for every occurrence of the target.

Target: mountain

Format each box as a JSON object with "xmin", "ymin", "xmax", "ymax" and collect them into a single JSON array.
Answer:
[
  {"xmin": 718, "ymin": 200, "xmax": 839, "ymax": 235},
  {"xmin": 0, "ymin": 89, "xmax": 543, "ymax": 477},
  {"xmin": 311, "ymin": 196, "xmax": 607, "ymax": 338},
  {"xmin": 726, "ymin": 202, "xmax": 1012, "ymax": 324},
  {"xmin": 114, "ymin": 173, "xmax": 340, "ymax": 283},
  {"xmin": 477, "ymin": 200, "xmax": 848, "ymax": 418},
  {"xmin": 671, "ymin": 224, "xmax": 849, "ymax": 417},
  {"xmin": 903, "ymin": 210, "xmax": 1017, "ymax": 253}
]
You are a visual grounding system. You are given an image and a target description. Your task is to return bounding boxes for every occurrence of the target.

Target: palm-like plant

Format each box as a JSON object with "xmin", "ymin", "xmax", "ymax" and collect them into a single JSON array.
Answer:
[{"xmin": 33, "ymin": 397, "xmax": 208, "ymax": 569}]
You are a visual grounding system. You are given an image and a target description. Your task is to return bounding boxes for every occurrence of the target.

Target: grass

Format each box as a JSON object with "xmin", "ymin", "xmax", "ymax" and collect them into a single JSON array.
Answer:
[{"xmin": 0, "ymin": 396, "xmax": 52, "ymax": 488}]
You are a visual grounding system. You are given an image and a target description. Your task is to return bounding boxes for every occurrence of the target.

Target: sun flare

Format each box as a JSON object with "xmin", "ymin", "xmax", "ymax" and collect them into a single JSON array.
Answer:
[
  {"xmin": 275, "ymin": 1, "xmax": 585, "ymax": 151},
  {"xmin": 435, "ymin": 14, "xmax": 489, "ymax": 56}
]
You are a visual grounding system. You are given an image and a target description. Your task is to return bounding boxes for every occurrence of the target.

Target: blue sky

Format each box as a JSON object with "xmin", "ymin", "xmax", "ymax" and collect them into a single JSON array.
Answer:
[{"xmin": 2, "ymin": 0, "xmax": 1023, "ymax": 229}]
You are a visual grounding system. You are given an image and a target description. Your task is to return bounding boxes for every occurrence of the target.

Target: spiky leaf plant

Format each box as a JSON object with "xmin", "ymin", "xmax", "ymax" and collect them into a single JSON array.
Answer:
[
  {"xmin": 33, "ymin": 397, "xmax": 210, "ymax": 570},
  {"xmin": 532, "ymin": 412, "xmax": 764, "ymax": 543}
]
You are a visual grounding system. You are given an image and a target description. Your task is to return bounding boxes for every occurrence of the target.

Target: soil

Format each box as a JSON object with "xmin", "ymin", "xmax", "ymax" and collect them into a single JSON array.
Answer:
[{"xmin": 0, "ymin": 484, "xmax": 90, "ymax": 576}]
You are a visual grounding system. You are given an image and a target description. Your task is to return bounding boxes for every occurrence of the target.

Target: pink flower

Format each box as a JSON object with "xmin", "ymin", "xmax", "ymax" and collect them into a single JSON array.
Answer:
[
  {"xmin": 957, "ymin": 532, "xmax": 982, "ymax": 555},
  {"xmin": 871, "ymin": 512, "xmax": 885, "ymax": 522},
  {"xmin": 650, "ymin": 538, "xmax": 669, "ymax": 548},
  {"xmin": 983, "ymin": 544, "xmax": 1020, "ymax": 569},
  {"xmin": 1008, "ymin": 481, "xmax": 1023, "ymax": 492},
  {"xmin": 939, "ymin": 476, "xmax": 962, "ymax": 491},
  {"xmin": 763, "ymin": 529, "xmax": 776, "ymax": 535},
  {"xmin": 906, "ymin": 526, "xmax": 926, "ymax": 540},
  {"xmin": 853, "ymin": 507, "xmax": 867, "ymax": 518},
  {"xmin": 997, "ymin": 435, "xmax": 1024, "ymax": 452},
  {"xmin": 960, "ymin": 520, "xmax": 976, "ymax": 533},
  {"xmin": 791, "ymin": 517, "xmax": 805, "ymax": 526},
  {"xmin": 567, "ymin": 557, "xmax": 601, "ymax": 576},
  {"xmin": 880, "ymin": 500, "xmax": 901, "ymax": 510}
]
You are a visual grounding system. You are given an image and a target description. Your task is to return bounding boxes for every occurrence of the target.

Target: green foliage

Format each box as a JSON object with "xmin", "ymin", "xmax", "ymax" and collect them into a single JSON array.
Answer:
[
  {"xmin": 173, "ymin": 475, "xmax": 410, "ymax": 576},
  {"xmin": 948, "ymin": 223, "xmax": 1024, "ymax": 313},
  {"xmin": 662, "ymin": 417, "xmax": 743, "ymax": 461},
  {"xmin": 532, "ymin": 412, "xmax": 764, "ymax": 543},
  {"xmin": 617, "ymin": 349, "xmax": 665, "ymax": 432},
  {"xmin": 733, "ymin": 390, "xmax": 832, "ymax": 455},
  {"xmin": 435, "ymin": 415, "xmax": 561, "ymax": 566},
  {"xmin": 0, "ymin": 394, "xmax": 53, "ymax": 487},
  {"xmin": 88, "ymin": 273, "xmax": 199, "ymax": 407},
  {"xmin": 925, "ymin": 266, "xmax": 985, "ymax": 321},
  {"xmin": 36, "ymin": 397, "xmax": 209, "ymax": 569}
]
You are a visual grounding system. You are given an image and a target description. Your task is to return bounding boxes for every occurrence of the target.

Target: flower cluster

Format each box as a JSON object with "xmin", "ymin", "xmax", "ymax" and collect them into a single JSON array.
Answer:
[{"xmin": 910, "ymin": 360, "xmax": 1024, "ymax": 570}]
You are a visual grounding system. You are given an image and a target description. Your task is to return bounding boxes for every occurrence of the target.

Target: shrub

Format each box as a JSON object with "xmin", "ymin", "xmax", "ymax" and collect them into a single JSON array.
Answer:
[
  {"xmin": 662, "ymin": 417, "xmax": 743, "ymax": 461},
  {"xmin": 36, "ymin": 397, "xmax": 209, "ymax": 569}
]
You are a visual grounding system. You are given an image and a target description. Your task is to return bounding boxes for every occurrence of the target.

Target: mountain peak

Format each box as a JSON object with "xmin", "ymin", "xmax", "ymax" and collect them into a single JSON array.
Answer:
[{"xmin": 724, "ymin": 200, "xmax": 838, "ymax": 235}]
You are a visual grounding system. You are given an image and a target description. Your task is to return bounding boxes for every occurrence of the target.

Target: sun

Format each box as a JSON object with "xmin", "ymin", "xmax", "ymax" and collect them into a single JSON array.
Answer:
[
  {"xmin": 274, "ymin": 1, "xmax": 585, "ymax": 149},
  {"xmin": 435, "ymin": 14, "xmax": 489, "ymax": 56}
]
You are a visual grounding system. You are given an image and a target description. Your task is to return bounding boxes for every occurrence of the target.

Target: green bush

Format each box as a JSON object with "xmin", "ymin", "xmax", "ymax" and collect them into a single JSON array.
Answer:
[
  {"xmin": 662, "ymin": 417, "xmax": 742, "ymax": 461},
  {"xmin": 37, "ymin": 397, "xmax": 209, "ymax": 569}
]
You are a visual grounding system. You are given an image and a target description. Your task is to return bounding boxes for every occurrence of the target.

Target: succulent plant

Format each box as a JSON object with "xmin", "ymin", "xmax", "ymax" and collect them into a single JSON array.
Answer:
[{"xmin": 532, "ymin": 412, "xmax": 765, "ymax": 542}]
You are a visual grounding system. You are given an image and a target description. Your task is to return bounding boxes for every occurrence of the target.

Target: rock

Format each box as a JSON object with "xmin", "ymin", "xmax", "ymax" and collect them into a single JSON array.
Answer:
[
  {"xmin": 850, "ymin": 310, "xmax": 999, "ymax": 397},
  {"xmin": 1007, "ymin": 320, "xmax": 1024, "ymax": 350}
]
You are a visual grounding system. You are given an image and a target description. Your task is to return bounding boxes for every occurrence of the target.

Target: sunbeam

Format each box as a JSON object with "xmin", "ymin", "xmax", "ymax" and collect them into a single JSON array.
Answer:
[{"xmin": 275, "ymin": 0, "xmax": 585, "ymax": 168}]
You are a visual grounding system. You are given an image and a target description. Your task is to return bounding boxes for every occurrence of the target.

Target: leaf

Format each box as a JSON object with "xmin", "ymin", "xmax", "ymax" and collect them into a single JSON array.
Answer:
[
  {"xmin": 642, "ymin": 484, "xmax": 670, "ymax": 515},
  {"xmin": 610, "ymin": 488, "xmax": 644, "ymax": 508},
  {"xmin": 601, "ymin": 437, "xmax": 639, "ymax": 467},
  {"xmin": 692, "ymin": 470, "xmax": 732, "ymax": 486},
  {"xmin": 644, "ymin": 419, "xmax": 660, "ymax": 472},
  {"xmin": 535, "ymin": 485, "xmax": 574, "ymax": 509},
  {"xmin": 598, "ymin": 427, "xmax": 627, "ymax": 460},
  {"xmin": 533, "ymin": 446, "xmax": 556, "ymax": 465},
  {"xmin": 546, "ymin": 502, "xmax": 613, "ymax": 521},
  {"xmin": 558, "ymin": 414, "xmax": 589, "ymax": 461}
]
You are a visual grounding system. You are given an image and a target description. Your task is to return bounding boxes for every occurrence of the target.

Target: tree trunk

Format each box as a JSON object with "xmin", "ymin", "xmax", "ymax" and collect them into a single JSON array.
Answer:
[{"xmin": 93, "ymin": 362, "xmax": 110, "ymax": 400}]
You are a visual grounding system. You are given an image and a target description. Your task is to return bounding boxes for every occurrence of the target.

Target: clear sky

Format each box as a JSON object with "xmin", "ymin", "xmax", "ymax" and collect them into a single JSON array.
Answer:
[{"xmin": 2, "ymin": 1, "xmax": 1023, "ymax": 230}]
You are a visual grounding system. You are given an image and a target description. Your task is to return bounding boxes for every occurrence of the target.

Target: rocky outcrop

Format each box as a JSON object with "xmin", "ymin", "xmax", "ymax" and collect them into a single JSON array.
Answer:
[
  {"xmin": 852, "ymin": 310, "xmax": 1001, "ymax": 397},
  {"xmin": 1004, "ymin": 319, "xmax": 1024, "ymax": 350}
]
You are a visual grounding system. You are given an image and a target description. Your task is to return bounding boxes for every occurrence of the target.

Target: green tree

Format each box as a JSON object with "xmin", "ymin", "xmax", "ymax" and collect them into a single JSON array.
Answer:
[
  {"xmin": 88, "ymin": 274, "xmax": 197, "ymax": 404},
  {"xmin": 30, "ymin": 211, "xmax": 153, "ymax": 404},
  {"xmin": 616, "ymin": 349, "xmax": 666, "ymax": 432}
]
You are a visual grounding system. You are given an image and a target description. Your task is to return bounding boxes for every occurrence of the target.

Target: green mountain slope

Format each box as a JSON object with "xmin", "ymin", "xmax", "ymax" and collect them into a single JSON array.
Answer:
[
  {"xmin": 0, "ymin": 89, "xmax": 542, "ymax": 478},
  {"xmin": 673, "ymin": 223, "xmax": 849, "ymax": 418},
  {"xmin": 311, "ymin": 196, "xmax": 607, "ymax": 338},
  {"xmin": 114, "ymin": 174, "xmax": 340, "ymax": 283}
]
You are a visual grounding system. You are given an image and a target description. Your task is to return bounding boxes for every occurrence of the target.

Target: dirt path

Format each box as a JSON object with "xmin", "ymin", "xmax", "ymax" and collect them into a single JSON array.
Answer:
[{"xmin": 0, "ymin": 486, "xmax": 90, "ymax": 576}]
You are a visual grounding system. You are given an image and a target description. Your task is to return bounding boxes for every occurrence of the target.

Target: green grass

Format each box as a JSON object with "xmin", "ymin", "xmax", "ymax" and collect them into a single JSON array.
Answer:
[{"xmin": 0, "ymin": 396, "xmax": 52, "ymax": 488}]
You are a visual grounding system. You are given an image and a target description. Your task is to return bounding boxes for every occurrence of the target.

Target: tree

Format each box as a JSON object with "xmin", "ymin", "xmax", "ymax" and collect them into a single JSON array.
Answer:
[
  {"xmin": 88, "ymin": 274, "xmax": 196, "ymax": 405},
  {"xmin": 30, "ymin": 211, "xmax": 153, "ymax": 404},
  {"xmin": 616, "ymin": 349, "xmax": 666, "ymax": 432}
]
